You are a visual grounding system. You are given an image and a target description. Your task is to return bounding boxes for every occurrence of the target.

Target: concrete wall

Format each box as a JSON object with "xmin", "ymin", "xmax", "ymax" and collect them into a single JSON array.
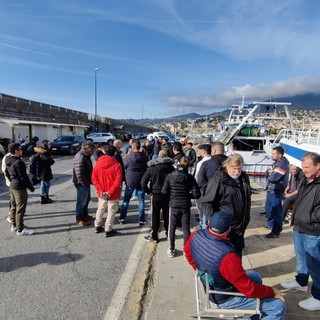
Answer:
[{"xmin": 0, "ymin": 93, "xmax": 154, "ymax": 141}]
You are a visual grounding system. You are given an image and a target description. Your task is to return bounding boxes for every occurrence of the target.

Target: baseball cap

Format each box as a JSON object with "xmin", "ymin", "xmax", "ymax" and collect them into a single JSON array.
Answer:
[{"xmin": 209, "ymin": 211, "xmax": 232, "ymax": 234}]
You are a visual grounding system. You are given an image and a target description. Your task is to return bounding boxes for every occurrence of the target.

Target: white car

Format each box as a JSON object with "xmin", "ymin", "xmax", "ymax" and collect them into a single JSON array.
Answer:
[{"xmin": 86, "ymin": 132, "xmax": 116, "ymax": 145}]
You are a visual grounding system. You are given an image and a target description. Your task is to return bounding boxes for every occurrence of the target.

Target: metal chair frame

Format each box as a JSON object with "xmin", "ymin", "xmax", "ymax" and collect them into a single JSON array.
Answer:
[{"xmin": 190, "ymin": 271, "xmax": 261, "ymax": 320}]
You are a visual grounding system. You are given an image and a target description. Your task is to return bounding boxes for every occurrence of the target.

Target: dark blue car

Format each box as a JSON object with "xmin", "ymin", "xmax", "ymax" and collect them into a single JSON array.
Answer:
[{"xmin": 50, "ymin": 135, "xmax": 86, "ymax": 155}]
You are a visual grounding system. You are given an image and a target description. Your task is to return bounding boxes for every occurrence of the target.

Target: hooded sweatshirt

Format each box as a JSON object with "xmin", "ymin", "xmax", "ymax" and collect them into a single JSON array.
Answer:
[
  {"xmin": 5, "ymin": 155, "xmax": 34, "ymax": 191},
  {"xmin": 124, "ymin": 151, "xmax": 148, "ymax": 189},
  {"xmin": 92, "ymin": 155, "xmax": 122, "ymax": 200}
]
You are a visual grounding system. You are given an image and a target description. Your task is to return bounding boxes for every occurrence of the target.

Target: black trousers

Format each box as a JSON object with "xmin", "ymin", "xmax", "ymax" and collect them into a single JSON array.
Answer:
[
  {"xmin": 168, "ymin": 207, "xmax": 191, "ymax": 250},
  {"xmin": 151, "ymin": 194, "xmax": 169, "ymax": 241},
  {"xmin": 228, "ymin": 230, "xmax": 245, "ymax": 256},
  {"xmin": 282, "ymin": 194, "xmax": 297, "ymax": 219}
]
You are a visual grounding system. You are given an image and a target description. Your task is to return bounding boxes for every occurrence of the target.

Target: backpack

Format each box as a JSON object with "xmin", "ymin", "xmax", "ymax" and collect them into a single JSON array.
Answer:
[{"xmin": 28, "ymin": 153, "xmax": 40, "ymax": 175}]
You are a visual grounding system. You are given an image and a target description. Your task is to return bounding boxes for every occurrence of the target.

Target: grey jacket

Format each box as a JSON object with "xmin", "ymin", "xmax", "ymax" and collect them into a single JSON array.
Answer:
[{"xmin": 72, "ymin": 150, "xmax": 93, "ymax": 188}]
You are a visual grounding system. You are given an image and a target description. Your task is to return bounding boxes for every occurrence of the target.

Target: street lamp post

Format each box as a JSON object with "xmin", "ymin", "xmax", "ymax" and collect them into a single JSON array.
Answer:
[{"xmin": 94, "ymin": 67, "xmax": 100, "ymax": 131}]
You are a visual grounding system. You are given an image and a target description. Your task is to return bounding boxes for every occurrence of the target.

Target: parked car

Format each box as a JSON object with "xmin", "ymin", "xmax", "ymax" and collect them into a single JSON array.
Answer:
[
  {"xmin": 147, "ymin": 132, "xmax": 174, "ymax": 144},
  {"xmin": 86, "ymin": 132, "xmax": 116, "ymax": 145},
  {"xmin": 50, "ymin": 135, "xmax": 86, "ymax": 155}
]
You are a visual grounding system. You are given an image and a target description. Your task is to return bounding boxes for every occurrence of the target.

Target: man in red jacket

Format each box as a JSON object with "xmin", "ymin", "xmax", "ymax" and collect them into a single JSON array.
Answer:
[
  {"xmin": 92, "ymin": 145, "xmax": 122, "ymax": 237},
  {"xmin": 184, "ymin": 211, "xmax": 286, "ymax": 319}
]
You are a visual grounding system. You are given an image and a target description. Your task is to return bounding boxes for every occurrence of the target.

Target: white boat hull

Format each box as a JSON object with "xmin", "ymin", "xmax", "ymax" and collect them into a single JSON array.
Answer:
[{"xmin": 229, "ymin": 150, "xmax": 272, "ymax": 176}]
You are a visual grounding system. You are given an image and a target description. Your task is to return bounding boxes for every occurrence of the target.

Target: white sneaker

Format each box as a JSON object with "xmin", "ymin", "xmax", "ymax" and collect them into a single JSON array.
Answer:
[
  {"xmin": 11, "ymin": 225, "xmax": 17, "ymax": 232},
  {"xmin": 17, "ymin": 228, "xmax": 34, "ymax": 236},
  {"xmin": 167, "ymin": 248, "xmax": 175, "ymax": 258},
  {"xmin": 298, "ymin": 296, "xmax": 320, "ymax": 311},
  {"xmin": 281, "ymin": 279, "xmax": 308, "ymax": 292}
]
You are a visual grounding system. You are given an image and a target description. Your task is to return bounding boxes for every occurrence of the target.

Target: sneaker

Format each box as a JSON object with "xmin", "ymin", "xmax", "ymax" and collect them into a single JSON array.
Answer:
[
  {"xmin": 298, "ymin": 296, "xmax": 320, "ymax": 311},
  {"xmin": 11, "ymin": 225, "xmax": 17, "ymax": 232},
  {"xmin": 118, "ymin": 219, "xmax": 126, "ymax": 224},
  {"xmin": 17, "ymin": 228, "xmax": 34, "ymax": 236},
  {"xmin": 144, "ymin": 235, "xmax": 159, "ymax": 243},
  {"xmin": 281, "ymin": 279, "xmax": 308, "ymax": 292},
  {"xmin": 76, "ymin": 220, "xmax": 91, "ymax": 226},
  {"xmin": 167, "ymin": 248, "xmax": 175, "ymax": 258},
  {"xmin": 95, "ymin": 226, "xmax": 104, "ymax": 233},
  {"xmin": 139, "ymin": 220, "xmax": 147, "ymax": 226},
  {"xmin": 105, "ymin": 229, "xmax": 117, "ymax": 238},
  {"xmin": 265, "ymin": 232, "xmax": 279, "ymax": 239}
]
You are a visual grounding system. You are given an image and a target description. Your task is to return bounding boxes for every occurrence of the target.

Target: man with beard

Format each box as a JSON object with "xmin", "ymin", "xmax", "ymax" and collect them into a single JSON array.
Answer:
[
  {"xmin": 264, "ymin": 146, "xmax": 289, "ymax": 239},
  {"xmin": 73, "ymin": 141, "xmax": 95, "ymax": 226},
  {"xmin": 201, "ymin": 154, "xmax": 251, "ymax": 255}
]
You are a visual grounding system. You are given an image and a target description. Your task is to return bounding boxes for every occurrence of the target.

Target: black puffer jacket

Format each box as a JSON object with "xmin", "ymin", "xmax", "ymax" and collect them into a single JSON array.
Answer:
[
  {"xmin": 293, "ymin": 177, "xmax": 320, "ymax": 235},
  {"xmin": 141, "ymin": 157, "xmax": 174, "ymax": 194},
  {"xmin": 34, "ymin": 147, "xmax": 55, "ymax": 181},
  {"xmin": 5, "ymin": 155, "xmax": 34, "ymax": 191},
  {"xmin": 73, "ymin": 150, "xmax": 93, "ymax": 188},
  {"xmin": 162, "ymin": 165, "xmax": 200, "ymax": 208},
  {"xmin": 201, "ymin": 168, "xmax": 251, "ymax": 236}
]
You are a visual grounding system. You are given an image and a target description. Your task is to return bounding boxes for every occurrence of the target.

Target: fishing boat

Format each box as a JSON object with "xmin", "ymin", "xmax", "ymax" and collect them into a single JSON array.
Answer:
[
  {"xmin": 277, "ymin": 128, "xmax": 320, "ymax": 167},
  {"xmin": 214, "ymin": 98, "xmax": 293, "ymax": 175}
]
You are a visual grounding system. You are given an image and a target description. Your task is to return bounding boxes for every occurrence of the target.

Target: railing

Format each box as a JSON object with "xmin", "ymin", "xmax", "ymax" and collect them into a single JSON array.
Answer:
[{"xmin": 275, "ymin": 128, "xmax": 320, "ymax": 146}]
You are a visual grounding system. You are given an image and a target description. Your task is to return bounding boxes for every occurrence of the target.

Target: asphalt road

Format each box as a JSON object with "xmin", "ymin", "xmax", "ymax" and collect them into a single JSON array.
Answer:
[{"xmin": 0, "ymin": 155, "xmax": 150, "ymax": 320}]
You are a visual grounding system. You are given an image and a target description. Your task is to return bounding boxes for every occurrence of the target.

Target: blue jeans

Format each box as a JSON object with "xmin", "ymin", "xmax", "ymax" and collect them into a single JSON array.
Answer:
[
  {"xmin": 265, "ymin": 190, "xmax": 284, "ymax": 235},
  {"xmin": 201, "ymin": 211, "xmax": 207, "ymax": 229},
  {"xmin": 76, "ymin": 186, "xmax": 91, "ymax": 221},
  {"xmin": 120, "ymin": 186, "xmax": 145, "ymax": 222},
  {"xmin": 219, "ymin": 270, "xmax": 286, "ymax": 320},
  {"xmin": 293, "ymin": 230, "xmax": 320, "ymax": 299},
  {"xmin": 40, "ymin": 180, "xmax": 51, "ymax": 196}
]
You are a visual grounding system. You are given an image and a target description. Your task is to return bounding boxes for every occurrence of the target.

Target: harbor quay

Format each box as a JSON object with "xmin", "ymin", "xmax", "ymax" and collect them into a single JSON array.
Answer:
[
  {"xmin": 1, "ymin": 155, "xmax": 320, "ymax": 319},
  {"xmin": 133, "ymin": 187, "xmax": 320, "ymax": 320}
]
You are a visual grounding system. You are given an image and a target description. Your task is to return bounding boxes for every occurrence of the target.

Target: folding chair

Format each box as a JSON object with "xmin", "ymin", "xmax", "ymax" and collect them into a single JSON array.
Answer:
[{"xmin": 190, "ymin": 270, "xmax": 260, "ymax": 320}]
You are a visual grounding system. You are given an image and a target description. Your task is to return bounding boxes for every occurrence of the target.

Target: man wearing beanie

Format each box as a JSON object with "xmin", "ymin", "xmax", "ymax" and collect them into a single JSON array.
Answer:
[{"xmin": 184, "ymin": 211, "xmax": 286, "ymax": 319}]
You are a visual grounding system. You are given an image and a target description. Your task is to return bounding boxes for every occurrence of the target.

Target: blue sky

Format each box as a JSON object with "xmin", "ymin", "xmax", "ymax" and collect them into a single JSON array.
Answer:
[{"xmin": 1, "ymin": 0, "xmax": 320, "ymax": 119}]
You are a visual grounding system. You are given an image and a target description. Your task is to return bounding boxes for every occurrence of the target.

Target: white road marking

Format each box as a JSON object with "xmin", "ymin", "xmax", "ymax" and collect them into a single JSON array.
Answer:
[{"xmin": 104, "ymin": 229, "xmax": 146, "ymax": 320}]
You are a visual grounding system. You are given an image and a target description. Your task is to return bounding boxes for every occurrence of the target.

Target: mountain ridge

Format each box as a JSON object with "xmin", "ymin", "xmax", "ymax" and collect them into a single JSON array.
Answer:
[{"xmin": 122, "ymin": 93, "xmax": 320, "ymax": 123}]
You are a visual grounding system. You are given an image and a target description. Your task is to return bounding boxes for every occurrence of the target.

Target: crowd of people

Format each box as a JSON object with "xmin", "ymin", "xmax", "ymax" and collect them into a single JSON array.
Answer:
[{"xmin": 2, "ymin": 134, "xmax": 320, "ymax": 317}]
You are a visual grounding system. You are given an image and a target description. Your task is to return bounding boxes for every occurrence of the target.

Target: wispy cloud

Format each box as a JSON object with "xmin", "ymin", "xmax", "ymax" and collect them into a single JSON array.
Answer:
[
  {"xmin": 0, "ymin": 42, "xmax": 54, "ymax": 57},
  {"xmin": 0, "ymin": 34, "xmax": 144, "ymax": 63},
  {"xmin": 153, "ymin": 77, "xmax": 320, "ymax": 113},
  {"xmin": 73, "ymin": 0, "xmax": 319, "ymax": 66}
]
